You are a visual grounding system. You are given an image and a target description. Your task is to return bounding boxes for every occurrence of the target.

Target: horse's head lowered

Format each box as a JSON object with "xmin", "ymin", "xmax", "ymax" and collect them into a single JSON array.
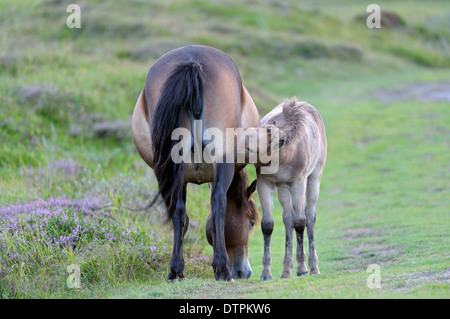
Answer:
[{"xmin": 206, "ymin": 168, "xmax": 259, "ymax": 279}]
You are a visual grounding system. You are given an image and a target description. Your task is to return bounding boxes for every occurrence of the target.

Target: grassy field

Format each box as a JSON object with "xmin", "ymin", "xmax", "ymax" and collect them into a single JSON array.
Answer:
[{"xmin": 0, "ymin": 0, "xmax": 449, "ymax": 299}]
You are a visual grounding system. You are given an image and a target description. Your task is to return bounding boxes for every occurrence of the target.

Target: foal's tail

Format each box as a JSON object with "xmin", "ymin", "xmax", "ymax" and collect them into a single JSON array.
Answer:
[{"xmin": 151, "ymin": 61, "xmax": 204, "ymax": 220}]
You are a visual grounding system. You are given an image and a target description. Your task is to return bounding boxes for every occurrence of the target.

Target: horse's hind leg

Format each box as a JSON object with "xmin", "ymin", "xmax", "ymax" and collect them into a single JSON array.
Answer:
[
  {"xmin": 290, "ymin": 177, "xmax": 308, "ymax": 276},
  {"xmin": 258, "ymin": 178, "xmax": 276, "ymax": 280},
  {"xmin": 168, "ymin": 184, "xmax": 189, "ymax": 281},
  {"xmin": 305, "ymin": 171, "xmax": 322, "ymax": 275}
]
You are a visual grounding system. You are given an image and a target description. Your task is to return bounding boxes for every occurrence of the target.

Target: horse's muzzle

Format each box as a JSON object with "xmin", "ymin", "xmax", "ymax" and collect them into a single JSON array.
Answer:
[{"xmin": 231, "ymin": 259, "xmax": 253, "ymax": 279}]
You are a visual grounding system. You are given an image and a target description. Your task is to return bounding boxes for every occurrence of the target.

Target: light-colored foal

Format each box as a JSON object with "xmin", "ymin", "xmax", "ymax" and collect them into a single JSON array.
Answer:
[{"xmin": 255, "ymin": 98, "xmax": 327, "ymax": 279}]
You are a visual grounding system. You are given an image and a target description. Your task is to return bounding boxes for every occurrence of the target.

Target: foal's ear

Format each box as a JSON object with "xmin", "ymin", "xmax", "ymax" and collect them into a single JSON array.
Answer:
[{"xmin": 247, "ymin": 180, "xmax": 257, "ymax": 198}]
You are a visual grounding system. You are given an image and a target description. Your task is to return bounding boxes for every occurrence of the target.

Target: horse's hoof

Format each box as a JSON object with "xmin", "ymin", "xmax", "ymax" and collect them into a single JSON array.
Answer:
[
  {"xmin": 214, "ymin": 269, "xmax": 233, "ymax": 281},
  {"xmin": 260, "ymin": 276, "xmax": 272, "ymax": 281},
  {"xmin": 297, "ymin": 272, "xmax": 308, "ymax": 277},
  {"xmin": 167, "ymin": 273, "xmax": 176, "ymax": 282},
  {"xmin": 167, "ymin": 272, "xmax": 184, "ymax": 282}
]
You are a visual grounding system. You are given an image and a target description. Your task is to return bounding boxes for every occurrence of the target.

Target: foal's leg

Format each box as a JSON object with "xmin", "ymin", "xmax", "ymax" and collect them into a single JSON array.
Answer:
[
  {"xmin": 278, "ymin": 184, "xmax": 295, "ymax": 279},
  {"xmin": 290, "ymin": 177, "xmax": 308, "ymax": 276},
  {"xmin": 257, "ymin": 178, "xmax": 275, "ymax": 280},
  {"xmin": 305, "ymin": 172, "xmax": 322, "ymax": 275},
  {"xmin": 211, "ymin": 162, "xmax": 235, "ymax": 281},
  {"xmin": 168, "ymin": 184, "xmax": 189, "ymax": 281}
]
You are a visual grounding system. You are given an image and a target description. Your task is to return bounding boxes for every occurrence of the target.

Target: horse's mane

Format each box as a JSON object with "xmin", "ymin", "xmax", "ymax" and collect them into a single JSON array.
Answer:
[
  {"xmin": 227, "ymin": 167, "xmax": 259, "ymax": 224},
  {"xmin": 264, "ymin": 97, "xmax": 305, "ymax": 146}
]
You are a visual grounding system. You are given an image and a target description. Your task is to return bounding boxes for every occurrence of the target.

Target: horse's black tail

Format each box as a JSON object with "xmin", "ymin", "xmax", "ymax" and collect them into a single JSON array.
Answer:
[{"xmin": 151, "ymin": 61, "xmax": 204, "ymax": 221}]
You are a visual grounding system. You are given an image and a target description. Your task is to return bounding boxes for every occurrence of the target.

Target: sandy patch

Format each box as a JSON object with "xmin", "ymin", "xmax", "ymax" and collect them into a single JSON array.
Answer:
[{"xmin": 374, "ymin": 81, "xmax": 450, "ymax": 103}]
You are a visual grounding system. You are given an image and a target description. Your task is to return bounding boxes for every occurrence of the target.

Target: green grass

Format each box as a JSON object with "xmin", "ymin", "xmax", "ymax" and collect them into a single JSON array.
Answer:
[{"xmin": 0, "ymin": 0, "xmax": 449, "ymax": 298}]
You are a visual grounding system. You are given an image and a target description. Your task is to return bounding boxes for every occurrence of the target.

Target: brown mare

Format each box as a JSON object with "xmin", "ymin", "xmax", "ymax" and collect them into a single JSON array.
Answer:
[
  {"xmin": 237, "ymin": 98, "xmax": 327, "ymax": 279},
  {"xmin": 131, "ymin": 45, "xmax": 260, "ymax": 281}
]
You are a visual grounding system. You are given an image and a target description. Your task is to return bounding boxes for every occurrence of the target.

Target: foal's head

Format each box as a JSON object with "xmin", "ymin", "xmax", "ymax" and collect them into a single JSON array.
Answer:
[
  {"xmin": 206, "ymin": 168, "xmax": 259, "ymax": 279},
  {"xmin": 235, "ymin": 125, "xmax": 285, "ymax": 164},
  {"xmin": 236, "ymin": 98, "xmax": 309, "ymax": 164}
]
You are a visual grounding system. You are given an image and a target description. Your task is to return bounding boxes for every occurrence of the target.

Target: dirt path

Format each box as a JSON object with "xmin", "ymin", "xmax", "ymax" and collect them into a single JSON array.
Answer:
[{"xmin": 374, "ymin": 81, "xmax": 450, "ymax": 102}]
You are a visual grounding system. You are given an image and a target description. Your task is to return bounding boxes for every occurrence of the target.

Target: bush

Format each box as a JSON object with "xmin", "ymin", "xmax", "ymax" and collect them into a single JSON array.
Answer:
[{"xmin": 0, "ymin": 196, "xmax": 211, "ymax": 298}]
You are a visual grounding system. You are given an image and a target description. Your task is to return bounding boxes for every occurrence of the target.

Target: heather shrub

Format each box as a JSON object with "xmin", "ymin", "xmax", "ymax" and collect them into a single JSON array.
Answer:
[{"xmin": 0, "ymin": 196, "xmax": 211, "ymax": 298}]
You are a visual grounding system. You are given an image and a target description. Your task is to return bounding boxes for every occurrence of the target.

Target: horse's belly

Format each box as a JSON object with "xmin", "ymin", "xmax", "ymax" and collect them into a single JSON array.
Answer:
[{"xmin": 184, "ymin": 163, "xmax": 214, "ymax": 184}]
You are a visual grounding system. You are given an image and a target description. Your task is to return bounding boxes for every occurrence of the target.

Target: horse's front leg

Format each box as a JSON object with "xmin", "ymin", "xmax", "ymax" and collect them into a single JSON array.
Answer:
[
  {"xmin": 211, "ymin": 162, "xmax": 234, "ymax": 281},
  {"xmin": 277, "ymin": 184, "xmax": 295, "ymax": 279},
  {"xmin": 168, "ymin": 184, "xmax": 189, "ymax": 281},
  {"xmin": 257, "ymin": 178, "xmax": 275, "ymax": 280}
]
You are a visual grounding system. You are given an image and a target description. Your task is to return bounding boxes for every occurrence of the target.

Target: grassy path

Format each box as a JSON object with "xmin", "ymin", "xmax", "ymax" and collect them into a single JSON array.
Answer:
[{"xmin": 1, "ymin": 0, "xmax": 448, "ymax": 298}]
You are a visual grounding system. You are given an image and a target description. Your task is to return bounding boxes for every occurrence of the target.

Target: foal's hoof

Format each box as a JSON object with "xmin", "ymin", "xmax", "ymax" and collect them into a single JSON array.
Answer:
[
  {"xmin": 260, "ymin": 276, "xmax": 272, "ymax": 281},
  {"xmin": 297, "ymin": 272, "xmax": 308, "ymax": 277}
]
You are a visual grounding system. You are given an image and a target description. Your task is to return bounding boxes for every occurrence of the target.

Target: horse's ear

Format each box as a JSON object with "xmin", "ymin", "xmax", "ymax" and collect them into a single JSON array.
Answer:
[{"xmin": 247, "ymin": 180, "xmax": 257, "ymax": 198}]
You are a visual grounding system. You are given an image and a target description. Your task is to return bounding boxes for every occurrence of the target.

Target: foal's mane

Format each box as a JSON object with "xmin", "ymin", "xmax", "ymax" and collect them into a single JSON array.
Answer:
[
  {"xmin": 227, "ymin": 167, "xmax": 259, "ymax": 223},
  {"xmin": 265, "ymin": 97, "xmax": 305, "ymax": 146}
]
